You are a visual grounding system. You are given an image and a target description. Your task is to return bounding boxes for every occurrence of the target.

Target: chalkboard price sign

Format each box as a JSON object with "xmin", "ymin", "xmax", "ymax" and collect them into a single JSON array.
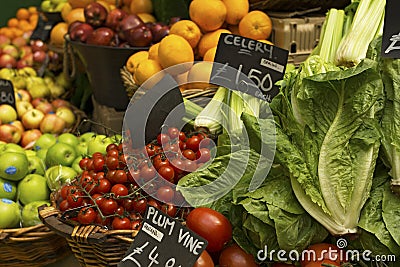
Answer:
[
  {"xmin": 0, "ymin": 79, "xmax": 16, "ymax": 109},
  {"xmin": 118, "ymin": 205, "xmax": 208, "ymax": 267},
  {"xmin": 210, "ymin": 33, "xmax": 289, "ymax": 102},
  {"xmin": 382, "ymin": 0, "xmax": 400, "ymax": 58}
]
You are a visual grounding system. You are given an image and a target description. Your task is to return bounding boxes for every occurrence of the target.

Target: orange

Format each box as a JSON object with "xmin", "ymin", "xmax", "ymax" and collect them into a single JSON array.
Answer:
[
  {"xmin": 7, "ymin": 18, "xmax": 19, "ymax": 28},
  {"xmin": 29, "ymin": 13, "xmax": 39, "ymax": 24},
  {"xmin": 28, "ymin": 6, "xmax": 38, "ymax": 14},
  {"xmin": 130, "ymin": 0, "xmax": 153, "ymax": 14},
  {"xmin": 68, "ymin": 0, "xmax": 95, "ymax": 9},
  {"xmin": 186, "ymin": 61, "xmax": 214, "ymax": 89},
  {"xmin": 12, "ymin": 28, "xmax": 24, "ymax": 38},
  {"xmin": 148, "ymin": 43, "xmax": 159, "ymax": 61},
  {"xmin": 158, "ymin": 34, "xmax": 194, "ymax": 75},
  {"xmin": 65, "ymin": 8, "xmax": 85, "ymax": 25},
  {"xmin": 197, "ymin": 29, "xmax": 231, "ymax": 57},
  {"xmin": 189, "ymin": 0, "xmax": 227, "ymax": 32},
  {"xmin": 137, "ymin": 13, "xmax": 156, "ymax": 23},
  {"xmin": 50, "ymin": 22, "xmax": 69, "ymax": 47},
  {"xmin": 203, "ymin": 46, "xmax": 217, "ymax": 62},
  {"xmin": 222, "ymin": 0, "xmax": 248, "ymax": 25},
  {"xmin": 169, "ymin": 20, "xmax": 202, "ymax": 49},
  {"xmin": 133, "ymin": 59, "xmax": 164, "ymax": 86},
  {"xmin": 239, "ymin": 10, "xmax": 272, "ymax": 40},
  {"xmin": 126, "ymin": 50, "xmax": 149, "ymax": 74},
  {"xmin": 61, "ymin": 3, "xmax": 73, "ymax": 21},
  {"xmin": 16, "ymin": 8, "xmax": 30, "ymax": 20},
  {"xmin": 18, "ymin": 20, "xmax": 34, "ymax": 32}
]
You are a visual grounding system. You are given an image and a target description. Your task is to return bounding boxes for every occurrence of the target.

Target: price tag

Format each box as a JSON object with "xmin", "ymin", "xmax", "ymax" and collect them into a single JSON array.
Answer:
[
  {"xmin": 0, "ymin": 79, "xmax": 16, "ymax": 109},
  {"xmin": 382, "ymin": 0, "xmax": 400, "ymax": 58},
  {"xmin": 210, "ymin": 33, "xmax": 289, "ymax": 102},
  {"xmin": 118, "ymin": 205, "xmax": 208, "ymax": 267}
]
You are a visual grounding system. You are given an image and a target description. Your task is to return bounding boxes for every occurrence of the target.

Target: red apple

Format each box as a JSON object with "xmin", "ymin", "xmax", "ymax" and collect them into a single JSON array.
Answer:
[
  {"xmin": 69, "ymin": 23, "xmax": 94, "ymax": 43},
  {"xmin": 119, "ymin": 14, "xmax": 144, "ymax": 40},
  {"xmin": 21, "ymin": 109, "xmax": 45, "ymax": 129},
  {"xmin": 31, "ymin": 98, "xmax": 48, "ymax": 108},
  {"xmin": 105, "ymin": 8, "xmax": 127, "ymax": 31},
  {"xmin": 51, "ymin": 99, "xmax": 70, "ymax": 109},
  {"xmin": 0, "ymin": 124, "xmax": 22, "ymax": 143},
  {"xmin": 36, "ymin": 101, "xmax": 54, "ymax": 114},
  {"xmin": 15, "ymin": 101, "xmax": 33, "ymax": 117},
  {"xmin": 150, "ymin": 23, "xmax": 169, "ymax": 43},
  {"xmin": 15, "ymin": 89, "xmax": 32, "ymax": 103},
  {"xmin": 9, "ymin": 120, "xmax": 24, "ymax": 134},
  {"xmin": 20, "ymin": 129, "xmax": 42, "ymax": 148},
  {"xmin": 11, "ymin": 36, "xmax": 27, "ymax": 48},
  {"xmin": 0, "ymin": 34, "xmax": 11, "ymax": 48},
  {"xmin": 16, "ymin": 54, "xmax": 33, "ymax": 69},
  {"xmin": 32, "ymin": 50, "xmax": 47, "ymax": 64},
  {"xmin": 2, "ymin": 45, "xmax": 19, "ymax": 58},
  {"xmin": 126, "ymin": 25, "xmax": 153, "ymax": 47},
  {"xmin": 30, "ymin": 39, "xmax": 48, "ymax": 52},
  {"xmin": 84, "ymin": 2, "xmax": 108, "ymax": 28},
  {"xmin": 19, "ymin": 45, "xmax": 32, "ymax": 58},
  {"xmin": 0, "ymin": 54, "xmax": 17, "ymax": 68},
  {"xmin": 68, "ymin": 21, "xmax": 84, "ymax": 34},
  {"xmin": 40, "ymin": 114, "xmax": 66, "ymax": 134},
  {"xmin": 86, "ymin": 27, "xmax": 115, "ymax": 46}
]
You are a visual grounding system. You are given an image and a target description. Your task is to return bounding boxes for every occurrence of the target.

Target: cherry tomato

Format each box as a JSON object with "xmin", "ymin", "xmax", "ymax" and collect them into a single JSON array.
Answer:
[
  {"xmin": 145, "ymin": 144, "xmax": 158, "ymax": 157},
  {"xmin": 158, "ymin": 166, "xmax": 175, "ymax": 183},
  {"xmin": 168, "ymin": 127, "xmax": 180, "ymax": 139},
  {"xmin": 77, "ymin": 207, "xmax": 97, "ymax": 225},
  {"xmin": 106, "ymin": 156, "xmax": 119, "ymax": 170},
  {"xmin": 179, "ymin": 131, "xmax": 186, "ymax": 142},
  {"xmin": 99, "ymin": 198, "xmax": 118, "ymax": 215},
  {"xmin": 157, "ymin": 133, "xmax": 170, "ymax": 145},
  {"xmin": 67, "ymin": 191, "xmax": 84, "ymax": 208},
  {"xmin": 153, "ymin": 154, "xmax": 170, "ymax": 170},
  {"xmin": 170, "ymin": 158, "xmax": 185, "ymax": 175},
  {"xmin": 196, "ymin": 148, "xmax": 211, "ymax": 163},
  {"xmin": 106, "ymin": 144, "xmax": 119, "ymax": 152},
  {"xmin": 123, "ymin": 199, "xmax": 135, "ymax": 212},
  {"xmin": 140, "ymin": 165, "xmax": 157, "ymax": 182},
  {"xmin": 133, "ymin": 197, "xmax": 147, "ymax": 214},
  {"xmin": 91, "ymin": 193, "xmax": 104, "ymax": 206},
  {"xmin": 131, "ymin": 219, "xmax": 142, "ymax": 230},
  {"xmin": 147, "ymin": 198, "xmax": 161, "ymax": 210},
  {"xmin": 111, "ymin": 184, "xmax": 129, "ymax": 198},
  {"xmin": 106, "ymin": 170, "xmax": 116, "ymax": 181},
  {"xmin": 80, "ymin": 174, "xmax": 97, "ymax": 192},
  {"xmin": 161, "ymin": 203, "xmax": 177, "ymax": 217},
  {"xmin": 79, "ymin": 157, "xmax": 90, "ymax": 170},
  {"xmin": 156, "ymin": 185, "xmax": 175, "ymax": 203},
  {"xmin": 107, "ymin": 149, "xmax": 119, "ymax": 158},
  {"xmin": 95, "ymin": 213, "xmax": 111, "ymax": 226},
  {"xmin": 179, "ymin": 140, "xmax": 186, "ymax": 150},
  {"xmin": 128, "ymin": 169, "xmax": 140, "ymax": 183},
  {"xmin": 119, "ymin": 154, "xmax": 127, "ymax": 168},
  {"xmin": 92, "ymin": 152, "xmax": 103, "ymax": 159},
  {"xmin": 85, "ymin": 158, "xmax": 94, "ymax": 171},
  {"xmin": 199, "ymin": 138, "xmax": 213, "ymax": 149},
  {"xmin": 61, "ymin": 185, "xmax": 72, "ymax": 200},
  {"xmin": 96, "ymin": 178, "xmax": 111, "ymax": 194},
  {"xmin": 112, "ymin": 170, "xmax": 128, "ymax": 184},
  {"xmin": 182, "ymin": 149, "xmax": 196, "ymax": 161},
  {"xmin": 115, "ymin": 206, "xmax": 125, "ymax": 216},
  {"xmin": 95, "ymin": 171, "xmax": 105, "ymax": 180},
  {"xmin": 186, "ymin": 207, "xmax": 232, "ymax": 252},
  {"xmin": 194, "ymin": 250, "xmax": 215, "ymax": 267},
  {"xmin": 186, "ymin": 136, "xmax": 201, "ymax": 152},
  {"xmin": 112, "ymin": 217, "xmax": 131, "ymax": 230},
  {"xmin": 59, "ymin": 199, "xmax": 70, "ymax": 211},
  {"xmin": 219, "ymin": 243, "xmax": 259, "ymax": 267},
  {"xmin": 300, "ymin": 243, "xmax": 344, "ymax": 267},
  {"xmin": 184, "ymin": 160, "xmax": 197, "ymax": 173}
]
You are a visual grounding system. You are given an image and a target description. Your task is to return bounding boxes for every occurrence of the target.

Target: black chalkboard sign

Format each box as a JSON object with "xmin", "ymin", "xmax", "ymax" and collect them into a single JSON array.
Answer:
[
  {"xmin": 118, "ymin": 205, "xmax": 208, "ymax": 267},
  {"xmin": 30, "ymin": 14, "xmax": 57, "ymax": 41},
  {"xmin": 210, "ymin": 33, "xmax": 289, "ymax": 102},
  {"xmin": 382, "ymin": 0, "xmax": 400, "ymax": 58},
  {"xmin": 0, "ymin": 79, "xmax": 16, "ymax": 109}
]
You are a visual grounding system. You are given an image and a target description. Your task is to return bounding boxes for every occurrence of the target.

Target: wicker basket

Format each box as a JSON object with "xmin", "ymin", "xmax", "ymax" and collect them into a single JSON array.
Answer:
[{"xmin": 0, "ymin": 223, "xmax": 71, "ymax": 267}]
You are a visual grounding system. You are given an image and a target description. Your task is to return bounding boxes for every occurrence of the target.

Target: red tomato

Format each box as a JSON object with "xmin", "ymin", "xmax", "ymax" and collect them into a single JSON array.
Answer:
[
  {"xmin": 128, "ymin": 169, "xmax": 140, "ymax": 183},
  {"xmin": 123, "ymin": 199, "xmax": 135, "ymax": 212},
  {"xmin": 153, "ymin": 154, "xmax": 170, "ymax": 170},
  {"xmin": 131, "ymin": 219, "xmax": 142, "ymax": 230},
  {"xmin": 112, "ymin": 217, "xmax": 131, "ymax": 230},
  {"xmin": 219, "ymin": 244, "xmax": 259, "ymax": 267},
  {"xmin": 158, "ymin": 166, "xmax": 175, "ymax": 183},
  {"xmin": 140, "ymin": 165, "xmax": 157, "ymax": 182},
  {"xmin": 107, "ymin": 149, "xmax": 119, "ymax": 158},
  {"xmin": 147, "ymin": 198, "xmax": 161, "ymax": 210},
  {"xmin": 106, "ymin": 156, "xmax": 119, "ymax": 170},
  {"xmin": 77, "ymin": 207, "xmax": 97, "ymax": 225},
  {"xmin": 59, "ymin": 199, "xmax": 70, "ymax": 211},
  {"xmin": 300, "ymin": 243, "xmax": 344, "ymax": 267},
  {"xmin": 92, "ymin": 152, "xmax": 103, "ymax": 159},
  {"xmin": 91, "ymin": 193, "xmax": 104, "ymax": 206},
  {"xmin": 182, "ymin": 149, "xmax": 196, "ymax": 161},
  {"xmin": 99, "ymin": 198, "xmax": 118, "ymax": 215},
  {"xmin": 106, "ymin": 144, "xmax": 119, "ymax": 152},
  {"xmin": 61, "ymin": 185, "xmax": 72, "ymax": 200},
  {"xmin": 156, "ymin": 185, "xmax": 175, "ymax": 203},
  {"xmin": 157, "ymin": 133, "xmax": 170, "ymax": 145},
  {"xmin": 112, "ymin": 170, "xmax": 128, "ymax": 184},
  {"xmin": 167, "ymin": 127, "xmax": 180, "ymax": 139},
  {"xmin": 184, "ymin": 160, "xmax": 197, "ymax": 173},
  {"xmin": 133, "ymin": 197, "xmax": 147, "ymax": 214},
  {"xmin": 196, "ymin": 148, "xmax": 211, "ymax": 163},
  {"xmin": 161, "ymin": 203, "xmax": 177, "ymax": 217},
  {"xmin": 170, "ymin": 158, "xmax": 185, "ymax": 175},
  {"xmin": 186, "ymin": 207, "xmax": 232, "ymax": 252},
  {"xmin": 194, "ymin": 250, "xmax": 215, "ymax": 267},
  {"xmin": 79, "ymin": 157, "xmax": 90, "ymax": 170},
  {"xmin": 179, "ymin": 131, "xmax": 186, "ymax": 142},
  {"xmin": 145, "ymin": 144, "xmax": 158, "ymax": 157},
  {"xmin": 186, "ymin": 136, "xmax": 201, "ymax": 152},
  {"xmin": 96, "ymin": 178, "xmax": 111, "ymax": 194},
  {"xmin": 111, "ymin": 184, "xmax": 129, "ymax": 198},
  {"xmin": 67, "ymin": 191, "xmax": 84, "ymax": 208}
]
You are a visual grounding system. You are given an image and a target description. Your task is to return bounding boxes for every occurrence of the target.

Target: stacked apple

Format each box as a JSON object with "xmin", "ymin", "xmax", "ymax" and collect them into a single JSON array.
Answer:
[
  {"xmin": 0, "ymin": 131, "xmax": 122, "ymax": 229},
  {"xmin": 41, "ymin": 0, "xmax": 68, "ymax": 13},
  {"xmin": 69, "ymin": 3, "xmax": 171, "ymax": 48}
]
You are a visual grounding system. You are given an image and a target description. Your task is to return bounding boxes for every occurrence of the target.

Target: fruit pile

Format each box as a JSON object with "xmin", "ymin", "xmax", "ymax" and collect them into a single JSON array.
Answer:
[
  {"xmin": 41, "ymin": 0, "xmax": 69, "ymax": 13},
  {"xmin": 56, "ymin": 127, "xmax": 213, "ymax": 230},
  {"xmin": 0, "ymin": 7, "xmax": 38, "ymax": 41}
]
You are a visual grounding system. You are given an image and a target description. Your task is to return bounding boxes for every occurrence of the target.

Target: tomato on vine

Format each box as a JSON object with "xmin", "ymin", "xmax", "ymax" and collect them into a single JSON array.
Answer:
[{"xmin": 77, "ymin": 207, "xmax": 97, "ymax": 225}]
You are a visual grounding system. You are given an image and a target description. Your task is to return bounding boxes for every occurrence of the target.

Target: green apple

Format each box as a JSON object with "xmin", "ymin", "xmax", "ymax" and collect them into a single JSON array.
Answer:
[
  {"xmin": 25, "ymin": 150, "xmax": 36, "ymax": 157},
  {"xmin": 34, "ymin": 133, "xmax": 57, "ymax": 151},
  {"xmin": 40, "ymin": 0, "xmax": 53, "ymax": 12},
  {"xmin": 110, "ymin": 134, "xmax": 123, "ymax": 144},
  {"xmin": 45, "ymin": 142, "xmax": 77, "ymax": 167},
  {"xmin": 0, "ymin": 198, "xmax": 21, "ymax": 228},
  {"xmin": 0, "ymin": 152, "xmax": 29, "ymax": 181},
  {"xmin": 0, "ymin": 68, "xmax": 16, "ymax": 80},
  {"xmin": 36, "ymin": 148, "xmax": 48, "ymax": 162},
  {"xmin": 21, "ymin": 200, "xmax": 50, "ymax": 227},
  {"xmin": 27, "ymin": 155, "xmax": 46, "ymax": 176},
  {"xmin": 0, "ymin": 143, "xmax": 25, "ymax": 154},
  {"xmin": 0, "ymin": 178, "xmax": 17, "ymax": 200},
  {"xmin": 75, "ymin": 142, "xmax": 88, "ymax": 157},
  {"xmin": 87, "ymin": 134, "xmax": 112, "ymax": 155},
  {"xmin": 79, "ymin": 132, "xmax": 95, "ymax": 143},
  {"xmin": 57, "ymin": 133, "xmax": 79, "ymax": 148},
  {"xmin": 72, "ymin": 156, "xmax": 83, "ymax": 174},
  {"xmin": 45, "ymin": 165, "xmax": 78, "ymax": 190},
  {"xmin": 17, "ymin": 174, "xmax": 50, "ymax": 205}
]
